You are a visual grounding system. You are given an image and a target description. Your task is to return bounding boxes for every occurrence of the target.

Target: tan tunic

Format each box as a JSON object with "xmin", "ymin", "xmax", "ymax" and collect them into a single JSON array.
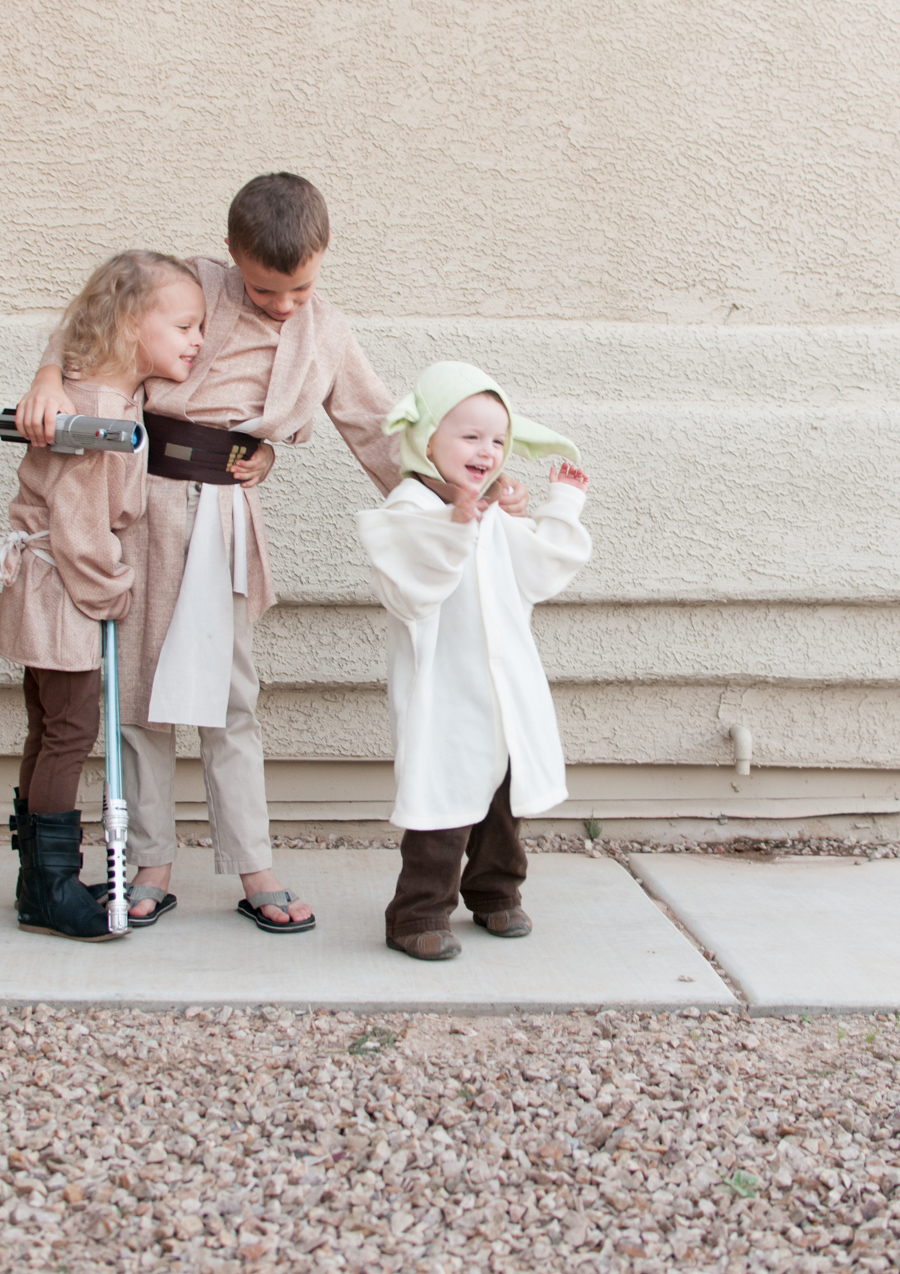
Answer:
[
  {"xmin": 0, "ymin": 383, "xmax": 145, "ymax": 672},
  {"xmin": 117, "ymin": 258, "xmax": 400, "ymax": 727}
]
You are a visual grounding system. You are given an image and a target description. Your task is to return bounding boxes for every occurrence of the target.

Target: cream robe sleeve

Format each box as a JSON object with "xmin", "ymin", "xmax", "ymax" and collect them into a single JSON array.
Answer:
[
  {"xmin": 501, "ymin": 482, "xmax": 592, "ymax": 604},
  {"xmin": 356, "ymin": 500, "xmax": 478, "ymax": 624}
]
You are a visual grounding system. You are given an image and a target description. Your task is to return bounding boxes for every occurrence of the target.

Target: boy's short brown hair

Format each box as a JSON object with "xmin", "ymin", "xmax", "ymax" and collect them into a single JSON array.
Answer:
[{"xmin": 227, "ymin": 173, "xmax": 330, "ymax": 274}]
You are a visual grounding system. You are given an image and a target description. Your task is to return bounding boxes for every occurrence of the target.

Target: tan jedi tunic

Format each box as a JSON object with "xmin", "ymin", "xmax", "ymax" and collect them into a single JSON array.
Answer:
[
  {"xmin": 0, "ymin": 383, "xmax": 145, "ymax": 672},
  {"xmin": 114, "ymin": 258, "xmax": 400, "ymax": 727}
]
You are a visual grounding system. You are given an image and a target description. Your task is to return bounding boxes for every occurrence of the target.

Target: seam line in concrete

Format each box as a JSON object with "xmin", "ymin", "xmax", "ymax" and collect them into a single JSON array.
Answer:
[{"xmin": 616, "ymin": 852, "xmax": 751, "ymax": 1010}]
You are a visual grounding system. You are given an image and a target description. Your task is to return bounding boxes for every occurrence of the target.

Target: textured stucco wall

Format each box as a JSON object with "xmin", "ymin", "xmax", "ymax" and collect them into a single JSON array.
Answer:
[
  {"xmin": 5, "ymin": 318, "xmax": 900, "ymax": 607},
  {"xmin": 3, "ymin": 1, "xmax": 900, "ymax": 806},
  {"xmin": 0, "ymin": 318, "xmax": 899, "ymax": 776},
  {"xmin": 4, "ymin": 0, "xmax": 900, "ymax": 323}
]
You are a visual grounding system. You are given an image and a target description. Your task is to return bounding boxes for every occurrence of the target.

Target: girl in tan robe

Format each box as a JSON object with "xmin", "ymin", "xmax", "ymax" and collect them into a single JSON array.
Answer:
[{"xmin": 0, "ymin": 251, "xmax": 205, "ymax": 941}]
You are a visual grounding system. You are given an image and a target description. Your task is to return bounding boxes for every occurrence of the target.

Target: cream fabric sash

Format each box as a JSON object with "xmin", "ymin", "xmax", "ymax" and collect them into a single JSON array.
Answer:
[
  {"xmin": 0, "ymin": 529, "xmax": 55, "ymax": 587},
  {"xmin": 148, "ymin": 485, "xmax": 234, "ymax": 727},
  {"xmin": 231, "ymin": 484, "xmax": 248, "ymax": 597},
  {"xmin": 148, "ymin": 418, "xmax": 257, "ymax": 727}
]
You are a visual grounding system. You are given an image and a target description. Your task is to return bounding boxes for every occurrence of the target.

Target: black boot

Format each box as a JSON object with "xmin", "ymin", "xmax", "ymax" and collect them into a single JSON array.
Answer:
[
  {"xmin": 9, "ymin": 787, "xmax": 28, "ymax": 908},
  {"xmin": 17, "ymin": 810, "xmax": 122, "ymax": 942}
]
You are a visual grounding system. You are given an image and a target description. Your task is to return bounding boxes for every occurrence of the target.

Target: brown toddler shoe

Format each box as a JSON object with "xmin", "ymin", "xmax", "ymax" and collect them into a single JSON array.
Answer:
[
  {"xmin": 473, "ymin": 906, "xmax": 532, "ymax": 937},
  {"xmin": 386, "ymin": 930, "xmax": 461, "ymax": 960}
]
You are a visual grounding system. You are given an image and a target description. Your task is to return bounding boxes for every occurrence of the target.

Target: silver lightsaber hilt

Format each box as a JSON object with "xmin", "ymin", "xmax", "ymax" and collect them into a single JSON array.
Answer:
[
  {"xmin": 102, "ymin": 621, "xmax": 129, "ymax": 935},
  {"xmin": 0, "ymin": 409, "xmax": 146, "ymax": 455},
  {"xmin": 103, "ymin": 789, "xmax": 129, "ymax": 935}
]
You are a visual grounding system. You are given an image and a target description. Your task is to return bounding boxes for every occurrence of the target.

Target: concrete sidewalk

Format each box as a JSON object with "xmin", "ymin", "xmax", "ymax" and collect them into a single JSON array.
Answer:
[
  {"xmin": 0, "ymin": 846, "xmax": 734, "ymax": 1011},
  {"xmin": 632, "ymin": 852, "xmax": 900, "ymax": 1014},
  {"xmin": 6, "ymin": 846, "xmax": 899, "ymax": 1013}
]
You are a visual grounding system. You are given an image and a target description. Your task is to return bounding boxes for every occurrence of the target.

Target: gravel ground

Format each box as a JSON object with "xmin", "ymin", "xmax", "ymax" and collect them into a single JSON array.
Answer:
[
  {"xmin": 3, "ymin": 1004, "xmax": 900, "ymax": 1273},
  {"xmin": 79, "ymin": 831, "xmax": 900, "ymax": 864}
]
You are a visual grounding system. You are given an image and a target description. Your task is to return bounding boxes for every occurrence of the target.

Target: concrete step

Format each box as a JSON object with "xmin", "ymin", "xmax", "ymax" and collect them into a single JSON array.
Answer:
[{"xmin": 0, "ymin": 847, "xmax": 734, "ymax": 1012}]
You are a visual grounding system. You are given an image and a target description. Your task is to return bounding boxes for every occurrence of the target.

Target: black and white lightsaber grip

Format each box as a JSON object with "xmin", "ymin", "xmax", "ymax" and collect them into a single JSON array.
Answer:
[
  {"xmin": 0, "ymin": 409, "xmax": 146, "ymax": 455},
  {"xmin": 102, "ymin": 622, "xmax": 129, "ymax": 935}
]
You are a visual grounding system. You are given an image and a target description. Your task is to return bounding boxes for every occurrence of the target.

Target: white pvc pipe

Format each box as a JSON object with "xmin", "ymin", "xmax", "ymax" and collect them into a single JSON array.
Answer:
[{"xmin": 730, "ymin": 724, "xmax": 752, "ymax": 776}]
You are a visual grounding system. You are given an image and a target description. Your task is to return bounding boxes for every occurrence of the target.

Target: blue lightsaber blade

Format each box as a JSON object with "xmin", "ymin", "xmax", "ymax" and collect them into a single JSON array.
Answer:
[{"xmin": 102, "ymin": 621, "xmax": 129, "ymax": 934}]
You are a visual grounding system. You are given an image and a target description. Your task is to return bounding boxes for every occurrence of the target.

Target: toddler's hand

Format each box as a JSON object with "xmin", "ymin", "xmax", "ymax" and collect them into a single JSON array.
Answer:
[
  {"xmin": 232, "ymin": 443, "xmax": 275, "ymax": 489},
  {"xmin": 550, "ymin": 461, "xmax": 589, "ymax": 490},
  {"xmin": 451, "ymin": 487, "xmax": 487, "ymax": 524},
  {"xmin": 16, "ymin": 369, "xmax": 76, "ymax": 446}
]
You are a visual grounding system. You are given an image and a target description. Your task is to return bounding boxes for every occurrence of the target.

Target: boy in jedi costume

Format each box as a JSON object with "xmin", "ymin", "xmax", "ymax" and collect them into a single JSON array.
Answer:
[{"xmin": 357, "ymin": 362, "xmax": 592, "ymax": 960}]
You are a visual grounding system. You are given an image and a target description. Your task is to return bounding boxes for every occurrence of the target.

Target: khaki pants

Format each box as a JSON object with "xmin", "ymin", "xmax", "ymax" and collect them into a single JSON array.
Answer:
[
  {"xmin": 120, "ymin": 484, "xmax": 271, "ymax": 876},
  {"xmin": 121, "ymin": 593, "xmax": 271, "ymax": 874},
  {"xmin": 385, "ymin": 767, "xmax": 527, "ymax": 939}
]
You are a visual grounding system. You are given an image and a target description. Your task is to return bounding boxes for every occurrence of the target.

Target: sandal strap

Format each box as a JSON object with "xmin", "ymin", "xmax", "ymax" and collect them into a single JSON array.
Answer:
[
  {"xmin": 246, "ymin": 889, "xmax": 298, "ymax": 910},
  {"xmin": 127, "ymin": 884, "xmax": 166, "ymax": 904}
]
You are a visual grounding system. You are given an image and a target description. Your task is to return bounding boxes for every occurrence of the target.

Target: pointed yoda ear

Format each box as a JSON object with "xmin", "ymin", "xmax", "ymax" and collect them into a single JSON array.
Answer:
[
  {"xmin": 382, "ymin": 392, "xmax": 421, "ymax": 435},
  {"xmin": 510, "ymin": 413, "xmax": 581, "ymax": 465}
]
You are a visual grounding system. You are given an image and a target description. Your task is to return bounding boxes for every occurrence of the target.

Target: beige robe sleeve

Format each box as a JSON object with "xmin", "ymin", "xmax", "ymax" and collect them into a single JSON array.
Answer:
[
  {"xmin": 37, "ymin": 329, "xmax": 64, "ymax": 370},
  {"xmin": 0, "ymin": 383, "xmax": 145, "ymax": 672},
  {"xmin": 319, "ymin": 334, "xmax": 402, "ymax": 496},
  {"xmin": 47, "ymin": 450, "xmax": 141, "ymax": 621}
]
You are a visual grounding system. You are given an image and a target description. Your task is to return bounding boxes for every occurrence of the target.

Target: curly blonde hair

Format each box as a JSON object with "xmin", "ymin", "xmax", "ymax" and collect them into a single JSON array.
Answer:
[{"xmin": 60, "ymin": 250, "xmax": 198, "ymax": 378}]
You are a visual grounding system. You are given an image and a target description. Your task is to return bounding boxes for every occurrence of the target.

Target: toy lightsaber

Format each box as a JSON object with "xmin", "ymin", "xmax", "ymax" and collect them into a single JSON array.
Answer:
[
  {"xmin": 0, "ymin": 409, "xmax": 146, "ymax": 455},
  {"xmin": 102, "ymin": 621, "xmax": 129, "ymax": 935}
]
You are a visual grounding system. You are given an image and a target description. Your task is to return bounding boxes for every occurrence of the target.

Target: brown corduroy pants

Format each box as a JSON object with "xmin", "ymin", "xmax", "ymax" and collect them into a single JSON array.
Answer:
[
  {"xmin": 20, "ymin": 666, "xmax": 102, "ymax": 814},
  {"xmin": 385, "ymin": 767, "xmax": 528, "ymax": 939}
]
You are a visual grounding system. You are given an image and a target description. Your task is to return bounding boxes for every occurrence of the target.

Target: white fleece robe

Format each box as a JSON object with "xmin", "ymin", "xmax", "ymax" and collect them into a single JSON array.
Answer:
[{"xmin": 357, "ymin": 477, "xmax": 592, "ymax": 830}]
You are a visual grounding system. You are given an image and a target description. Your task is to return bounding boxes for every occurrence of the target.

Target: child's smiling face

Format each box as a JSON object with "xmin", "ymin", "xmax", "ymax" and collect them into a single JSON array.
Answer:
[
  {"xmin": 426, "ymin": 393, "xmax": 509, "ymax": 492},
  {"xmin": 136, "ymin": 276, "xmax": 205, "ymax": 383},
  {"xmin": 229, "ymin": 247, "xmax": 327, "ymax": 322}
]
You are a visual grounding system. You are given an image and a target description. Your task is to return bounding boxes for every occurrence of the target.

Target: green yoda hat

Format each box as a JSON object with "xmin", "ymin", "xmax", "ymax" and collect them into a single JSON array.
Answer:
[{"xmin": 383, "ymin": 361, "xmax": 580, "ymax": 487}]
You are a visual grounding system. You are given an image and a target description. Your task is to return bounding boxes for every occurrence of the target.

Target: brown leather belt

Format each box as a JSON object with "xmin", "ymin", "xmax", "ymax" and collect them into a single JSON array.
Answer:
[{"xmin": 144, "ymin": 413, "xmax": 260, "ymax": 485}]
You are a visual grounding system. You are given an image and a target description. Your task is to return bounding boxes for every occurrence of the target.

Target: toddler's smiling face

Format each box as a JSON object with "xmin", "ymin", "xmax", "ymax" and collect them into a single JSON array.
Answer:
[{"xmin": 426, "ymin": 393, "xmax": 509, "ymax": 493}]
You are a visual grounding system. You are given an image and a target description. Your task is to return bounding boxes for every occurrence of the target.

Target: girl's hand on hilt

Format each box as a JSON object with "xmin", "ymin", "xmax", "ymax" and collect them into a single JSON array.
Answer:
[
  {"xmin": 233, "ymin": 443, "xmax": 275, "ymax": 489},
  {"xmin": 550, "ymin": 461, "xmax": 590, "ymax": 490},
  {"xmin": 16, "ymin": 369, "xmax": 76, "ymax": 446},
  {"xmin": 451, "ymin": 487, "xmax": 487, "ymax": 524}
]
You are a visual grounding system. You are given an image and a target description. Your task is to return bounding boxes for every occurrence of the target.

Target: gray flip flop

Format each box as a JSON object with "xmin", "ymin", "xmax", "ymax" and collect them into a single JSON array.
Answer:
[
  {"xmin": 237, "ymin": 890, "xmax": 315, "ymax": 933},
  {"xmin": 125, "ymin": 883, "xmax": 177, "ymax": 928},
  {"xmin": 85, "ymin": 881, "xmax": 177, "ymax": 926}
]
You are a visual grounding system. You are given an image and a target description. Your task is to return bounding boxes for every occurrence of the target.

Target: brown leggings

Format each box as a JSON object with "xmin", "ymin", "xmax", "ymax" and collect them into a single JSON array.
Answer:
[
  {"xmin": 20, "ymin": 666, "xmax": 101, "ymax": 814},
  {"xmin": 385, "ymin": 767, "xmax": 528, "ymax": 939}
]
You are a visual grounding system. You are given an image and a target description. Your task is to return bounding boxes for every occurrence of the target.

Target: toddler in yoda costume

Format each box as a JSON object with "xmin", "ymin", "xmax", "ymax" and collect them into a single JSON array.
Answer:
[{"xmin": 357, "ymin": 362, "xmax": 592, "ymax": 960}]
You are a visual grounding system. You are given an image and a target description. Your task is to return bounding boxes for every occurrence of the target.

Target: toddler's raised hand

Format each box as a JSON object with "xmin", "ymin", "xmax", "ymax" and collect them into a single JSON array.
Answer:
[
  {"xmin": 550, "ymin": 461, "xmax": 589, "ymax": 490},
  {"xmin": 451, "ymin": 486, "xmax": 487, "ymax": 524}
]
